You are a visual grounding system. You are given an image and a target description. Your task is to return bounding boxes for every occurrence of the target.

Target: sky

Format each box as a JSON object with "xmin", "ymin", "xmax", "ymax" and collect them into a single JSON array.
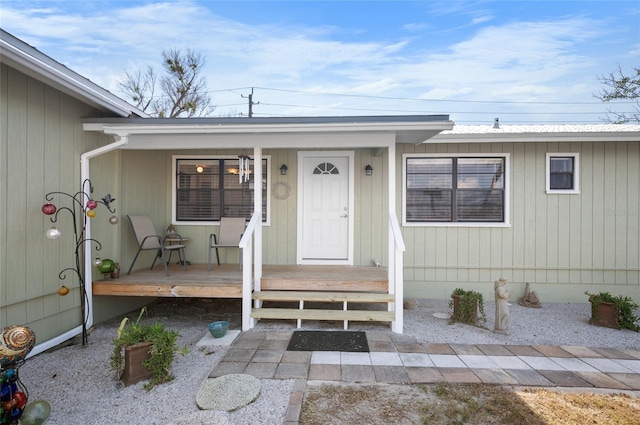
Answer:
[{"xmin": 1, "ymin": 0, "xmax": 639, "ymax": 124}]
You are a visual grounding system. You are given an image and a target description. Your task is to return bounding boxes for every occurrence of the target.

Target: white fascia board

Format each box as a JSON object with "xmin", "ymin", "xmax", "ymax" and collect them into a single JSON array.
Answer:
[
  {"xmin": 87, "ymin": 120, "xmax": 454, "ymax": 136},
  {"xmin": 1, "ymin": 35, "xmax": 147, "ymax": 118}
]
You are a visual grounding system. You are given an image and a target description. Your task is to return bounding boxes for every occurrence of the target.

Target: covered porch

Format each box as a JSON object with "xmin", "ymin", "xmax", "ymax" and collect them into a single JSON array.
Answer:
[
  {"xmin": 93, "ymin": 263, "xmax": 393, "ymax": 330},
  {"xmin": 82, "ymin": 115, "xmax": 454, "ymax": 334}
]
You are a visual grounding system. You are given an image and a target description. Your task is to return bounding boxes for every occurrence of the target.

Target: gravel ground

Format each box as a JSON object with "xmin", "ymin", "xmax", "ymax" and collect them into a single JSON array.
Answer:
[{"xmin": 17, "ymin": 297, "xmax": 640, "ymax": 425}]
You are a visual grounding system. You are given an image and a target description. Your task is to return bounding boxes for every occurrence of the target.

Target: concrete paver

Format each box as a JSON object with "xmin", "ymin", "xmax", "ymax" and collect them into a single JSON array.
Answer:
[
  {"xmin": 473, "ymin": 368, "xmax": 519, "ymax": 385},
  {"xmin": 216, "ymin": 329, "xmax": 640, "ymax": 424},
  {"xmin": 342, "ymin": 365, "xmax": 376, "ymax": 382},
  {"xmin": 613, "ymin": 359, "xmax": 640, "ymax": 374},
  {"xmin": 581, "ymin": 357, "xmax": 636, "ymax": 373},
  {"xmin": 340, "ymin": 352, "xmax": 371, "ymax": 365},
  {"xmin": 308, "ymin": 364, "xmax": 341, "ymax": 381},
  {"xmin": 550, "ymin": 357, "xmax": 599, "ymax": 373},
  {"xmin": 369, "ymin": 351, "xmax": 403, "ymax": 366},
  {"xmin": 459, "ymin": 354, "xmax": 500, "ymax": 369},
  {"xmin": 518, "ymin": 356, "xmax": 564, "ymax": 371},
  {"xmin": 538, "ymin": 370, "xmax": 594, "ymax": 387},
  {"xmin": 576, "ymin": 371, "xmax": 632, "ymax": 390},
  {"xmin": 399, "ymin": 352, "xmax": 435, "ymax": 368},
  {"xmin": 505, "ymin": 345, "xmax": 545, "ymax": 357},
  {"xmin": 373, "ymin": 365, "xmax": 411, "ymax": 383},
  {"xmin": 429, "ymin": 354, "xmax": 467, "ymax": 368},
  {"xmin": 488, "ymin": 355, "xmax": 531, "ymax": 370}
]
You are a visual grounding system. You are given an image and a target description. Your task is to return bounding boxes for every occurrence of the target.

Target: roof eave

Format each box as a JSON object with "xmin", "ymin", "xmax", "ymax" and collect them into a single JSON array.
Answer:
[{"xmin": 83, "ymin": 118, "xmax": 454, "ymax": 144}]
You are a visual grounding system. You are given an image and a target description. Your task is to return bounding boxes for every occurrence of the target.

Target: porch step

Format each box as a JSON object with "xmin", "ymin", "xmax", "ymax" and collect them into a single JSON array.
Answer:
[
  {"xmin": 251, "ymin": 290, "xmax": 396, "ymax": 329},
  {"xmin": 250, "ymin": 308, "xmax": 395, "ymax": 322},
  {"xmin": 252, "ymin": 290, "xmax": 394, "ymax": 303},
  {"xmin": 259, "ymin": 265, "xmax": 388, "ymax": 292}
]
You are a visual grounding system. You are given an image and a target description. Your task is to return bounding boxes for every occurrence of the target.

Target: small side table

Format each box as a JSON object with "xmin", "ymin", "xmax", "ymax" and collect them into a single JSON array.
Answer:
[{"xmin": 164, "ymin": 235, "xmax": 190, "ymax": 265}]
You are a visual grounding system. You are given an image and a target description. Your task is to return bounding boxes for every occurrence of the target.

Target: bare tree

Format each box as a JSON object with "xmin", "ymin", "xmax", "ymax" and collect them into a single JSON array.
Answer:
[
  {"xmin": 596, "ymin": 64, "xmax": 640, "ymax": 123},
  {"xmin": 119, "ymin": 49, "xmax": 214, "ymax": 118}
]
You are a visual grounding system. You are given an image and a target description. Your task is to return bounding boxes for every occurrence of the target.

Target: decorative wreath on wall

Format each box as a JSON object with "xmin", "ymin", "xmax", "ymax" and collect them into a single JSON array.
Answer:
[{"xmin": 272, "ymin": 181, "xmax": 291, "ymax": 199}]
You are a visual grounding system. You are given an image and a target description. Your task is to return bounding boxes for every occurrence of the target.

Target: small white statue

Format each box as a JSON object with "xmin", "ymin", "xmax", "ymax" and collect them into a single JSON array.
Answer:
[{"xmin": 494, "ymin": 277, "xmax": 510, "ymax": 335}]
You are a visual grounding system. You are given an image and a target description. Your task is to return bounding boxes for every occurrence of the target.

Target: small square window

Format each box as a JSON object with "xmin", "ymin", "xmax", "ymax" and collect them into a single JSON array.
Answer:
[{"xmin": 546, "ymin": 153, "xmax": 579, "ymax": 194}]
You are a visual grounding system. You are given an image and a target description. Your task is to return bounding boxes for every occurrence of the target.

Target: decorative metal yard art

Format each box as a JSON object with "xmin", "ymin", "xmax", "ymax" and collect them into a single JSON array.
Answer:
[{"xmin": 42, "ymin": 179, "xmax": 116, "ymax": 345}]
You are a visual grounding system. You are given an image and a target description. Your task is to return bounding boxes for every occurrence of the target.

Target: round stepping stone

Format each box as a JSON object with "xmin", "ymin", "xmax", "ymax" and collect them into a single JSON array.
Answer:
[{"xmin": 196, "ymin": 374, "xmax": 261, "ymax": 412}]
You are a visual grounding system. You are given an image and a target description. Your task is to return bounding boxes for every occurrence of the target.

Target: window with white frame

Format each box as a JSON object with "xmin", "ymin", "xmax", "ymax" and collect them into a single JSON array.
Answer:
[
  {"xmin": 173, "ymin": 156, "xmax": 269, "ymax": 223},
  {"xmin": 546, "ymin": 153, "xmax": 579, "ymax": 194},
  {"xmin": 404, "ymin": 154, "xmax": 508, "ymax": 224}
]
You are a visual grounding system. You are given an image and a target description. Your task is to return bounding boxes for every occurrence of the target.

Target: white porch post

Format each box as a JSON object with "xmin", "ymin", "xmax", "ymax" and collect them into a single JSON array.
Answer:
[
  {"xmin": 242, "ymin": 146, "xmax": 262, "ymax": 330},
  {"xmin": 388, "ymin": 142, "xmax": 404, "ymax": 333},
  {"xmin": 253, "ymin": 147, "xmax": 262, "ymax": 284}
]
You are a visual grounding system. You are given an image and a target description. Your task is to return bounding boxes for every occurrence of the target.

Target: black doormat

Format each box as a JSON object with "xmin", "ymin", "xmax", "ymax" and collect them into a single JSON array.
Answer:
[{"xmin": 287, "ymin": 331, "xmax": 369, "ymax": 352}]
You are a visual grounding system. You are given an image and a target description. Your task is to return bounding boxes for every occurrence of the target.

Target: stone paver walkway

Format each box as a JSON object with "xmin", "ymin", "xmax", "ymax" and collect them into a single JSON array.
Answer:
[{"xmin": 209, "ymin": 330, "xmax": 640, "ymax": 424}]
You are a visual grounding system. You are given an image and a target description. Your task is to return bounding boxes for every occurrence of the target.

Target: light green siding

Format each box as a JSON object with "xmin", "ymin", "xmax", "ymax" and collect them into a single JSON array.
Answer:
[
  {"xmin": 116, "ymin": 148, "xmax": 390, "ymax": 268},
  {"xmin": 400, "ymin": 142, "xmax": 640, "ymax": 302},
  {"xmin": 0, "ymin": 64, "xmax": 147, "ymax": 342},
  {"xmin": 111, "ymin": 141, "xmax": 638, "ymax": 304}
]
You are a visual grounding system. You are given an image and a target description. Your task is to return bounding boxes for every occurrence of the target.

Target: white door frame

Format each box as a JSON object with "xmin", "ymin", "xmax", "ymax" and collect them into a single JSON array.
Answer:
[{"xmin": 297, "ymin": 151, "xmax": 354, "ymax": 265}]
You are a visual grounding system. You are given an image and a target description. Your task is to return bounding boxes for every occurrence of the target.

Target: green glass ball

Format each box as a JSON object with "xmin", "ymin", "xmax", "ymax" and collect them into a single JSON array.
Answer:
[
  {"xmin": 19, "ymin": 400, "xmax": 51, "ymax": 425},
  {"xmin": 97, "ymin": 259, "xmax": 115, "ymax": 274}
]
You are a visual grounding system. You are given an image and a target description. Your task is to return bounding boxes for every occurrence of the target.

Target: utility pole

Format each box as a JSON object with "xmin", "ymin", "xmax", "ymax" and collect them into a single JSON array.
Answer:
[{"xmin": 242, "ymin": 87, "xmax": 259, "ymax": 117}]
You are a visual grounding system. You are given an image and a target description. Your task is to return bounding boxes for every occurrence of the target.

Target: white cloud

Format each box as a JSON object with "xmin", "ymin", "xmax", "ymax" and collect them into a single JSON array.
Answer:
[{"xmin": 1, "ymin": 1, "xmax": 632, "ymax": 123}]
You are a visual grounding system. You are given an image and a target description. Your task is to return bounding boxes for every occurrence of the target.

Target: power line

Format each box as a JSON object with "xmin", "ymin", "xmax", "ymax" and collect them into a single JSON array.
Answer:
[
  {"xmin": 248, "ymin": 86, "xmax": 636, "ymax": 105},
  {"xmin": 258, "ymin": 102, "xmax": 619, "ymax": 115}
]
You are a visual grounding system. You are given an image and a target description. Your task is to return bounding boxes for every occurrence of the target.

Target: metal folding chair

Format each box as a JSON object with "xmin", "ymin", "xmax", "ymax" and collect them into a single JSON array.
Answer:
[{"xmin": 126, "ymin": 215, "xmax": 187, "ymax": 276}]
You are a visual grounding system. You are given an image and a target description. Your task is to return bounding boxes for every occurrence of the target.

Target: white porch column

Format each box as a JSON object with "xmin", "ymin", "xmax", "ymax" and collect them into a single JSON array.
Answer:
[
  {"xmin": 387, "ymin": 142, "xmax": 404, "ymax": 333},
  {"xmin": 253, "ymin": 147, "xmax": 263, "ymax": 286}
]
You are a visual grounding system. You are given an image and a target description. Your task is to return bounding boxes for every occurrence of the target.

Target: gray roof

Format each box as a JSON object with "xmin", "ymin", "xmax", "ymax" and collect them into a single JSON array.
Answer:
[
  {"xmin": 442, "ymin": 123, "xmax": 640, "ymax": 134},
  {"xmin": 433, "ymin": 123, "xmax": 640, "ymax": 143}
]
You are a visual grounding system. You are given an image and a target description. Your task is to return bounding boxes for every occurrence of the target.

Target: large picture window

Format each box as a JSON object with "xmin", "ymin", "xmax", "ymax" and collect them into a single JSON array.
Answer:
[
  {"xmin": 173, "ymin": 157, "xmax": 269, "ymax": 223},
  {"xmin": 404, "ymin": 154, "xmax": 508, "ymax": 224}
]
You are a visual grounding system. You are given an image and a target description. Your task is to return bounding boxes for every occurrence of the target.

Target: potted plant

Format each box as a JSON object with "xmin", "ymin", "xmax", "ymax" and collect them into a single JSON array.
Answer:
[
  {"xmin": 449, "ymin": 288, "xmax": 487, "ymax": 325},
  {"xmin": 110, "ymin": 307, "xmax": 187, "ymax": 390},
  {"xmin": 586, "ymin": 291, "xmax": 640, "ymax": 332}
]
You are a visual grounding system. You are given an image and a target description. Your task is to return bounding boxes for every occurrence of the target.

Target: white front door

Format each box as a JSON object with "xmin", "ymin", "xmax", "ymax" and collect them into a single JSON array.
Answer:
[{"xmin": 298, "ymin": 151, "xmax": 354, "ymax": 264}]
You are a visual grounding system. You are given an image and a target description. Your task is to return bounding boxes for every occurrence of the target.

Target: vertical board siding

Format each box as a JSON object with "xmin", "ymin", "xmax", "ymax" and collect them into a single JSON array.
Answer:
[
  {"xmin": 628, "ymin": 141, "xmax": 640, "ymax": 280},
  {"xmin": 0, "ymin": 65, "xmax": 123, "ymax": 342},
  {"xmin": 0, "ymin": 65, "xmax": 7, "ymax": 328},
  {"xmin": 400, "ymin": 141, "xmax": 640, "ymax": 301},
  {"xmin": 263, "ymin": 149, "xmax": 298, "ymax": 265},
  {"xmin": 119, "ymin": 150, "xmax": 172, "ymax": 270}
]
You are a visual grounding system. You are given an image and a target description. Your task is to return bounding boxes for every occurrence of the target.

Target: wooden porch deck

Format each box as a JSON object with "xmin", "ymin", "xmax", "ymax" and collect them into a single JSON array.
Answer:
[{"xmin": 92, "ymin": 264, "xmax": 389, "ymax": 298}]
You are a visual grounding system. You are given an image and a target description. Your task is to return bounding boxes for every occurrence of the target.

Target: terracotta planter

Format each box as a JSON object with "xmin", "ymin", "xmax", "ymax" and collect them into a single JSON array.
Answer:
[
  {"xmin": 122, "ymin": 341, "xmax": 154, "ymax": 386},
  {"xmin": 589, "ymin": 297, "xmax": 620, "ymax": 330}
]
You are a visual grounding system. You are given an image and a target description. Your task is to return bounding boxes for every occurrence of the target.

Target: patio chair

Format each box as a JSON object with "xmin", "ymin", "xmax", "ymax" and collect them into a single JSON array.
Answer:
[
  {"xmin": 208, "ymin": 217, "xmax": 246, "ymax": 270},
  {"xmin": 126, "ymin": 215, "xmax": 187, "ymax": 276}
]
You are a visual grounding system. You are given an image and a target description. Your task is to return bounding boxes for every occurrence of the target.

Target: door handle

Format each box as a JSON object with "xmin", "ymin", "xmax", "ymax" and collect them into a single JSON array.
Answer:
[{"xmin": 340, "ymin": 214, "xmax": 348, "ymax": 218}]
